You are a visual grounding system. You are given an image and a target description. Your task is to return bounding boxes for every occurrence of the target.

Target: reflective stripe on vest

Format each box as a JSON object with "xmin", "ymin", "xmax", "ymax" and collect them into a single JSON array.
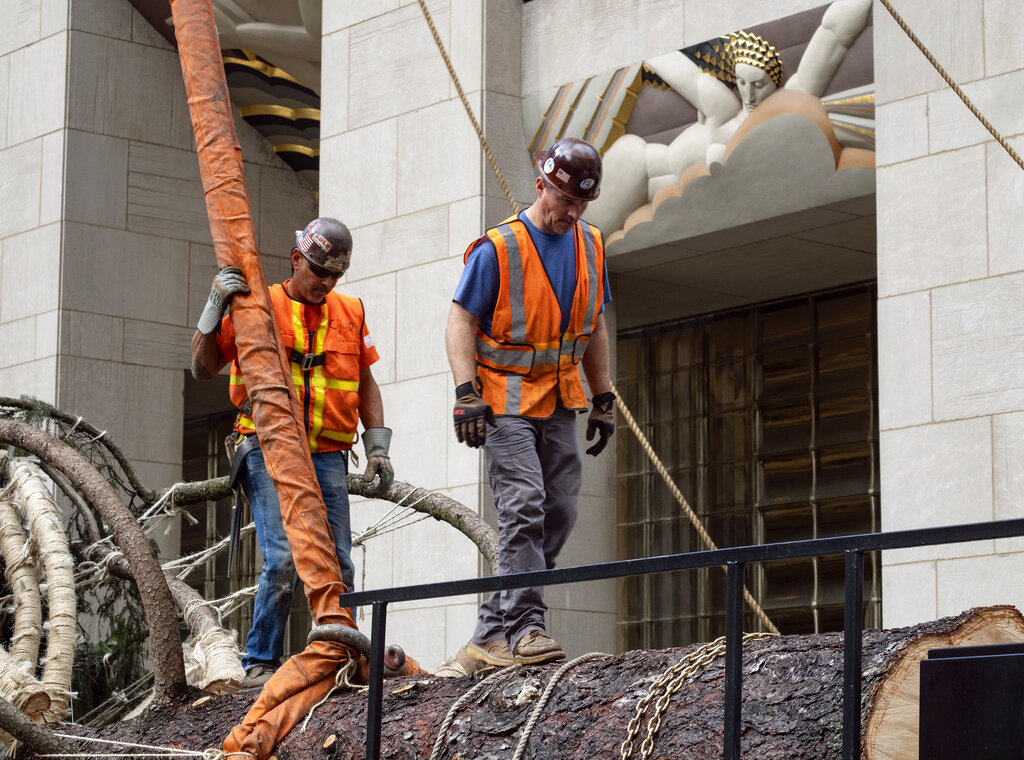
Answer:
[
  {"xmin": 229, "ymin": 285, "xmax": 362, "ymax": 451},
  {"xmin": 467, "ymin": 219, "xmax": 604, "ymax": 417}
]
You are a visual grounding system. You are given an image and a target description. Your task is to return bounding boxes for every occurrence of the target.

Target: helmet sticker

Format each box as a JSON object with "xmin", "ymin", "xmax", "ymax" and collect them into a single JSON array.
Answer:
[
  {"xmin": 310, "ymin": 233, "xmax": 332, "ymax": 253},
  {"xmin": 580, "ymin": 178, "xmax": 595, "ymax": 190},
  {"xmin": 544, "ymin": 158, "xmax": 555, "ymax": 174},
  {"xmin": 555, "ymin": 168, "xmax": 570, "ymax": 183},
  {"xmin": 297, "ymin": 219, "xmax": 333, "ymax": 254}
]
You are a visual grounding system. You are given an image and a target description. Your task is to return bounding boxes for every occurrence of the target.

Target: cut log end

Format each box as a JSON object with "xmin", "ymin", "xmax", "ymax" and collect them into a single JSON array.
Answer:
[
  {"xmin": 202, "ymin": 679, "xmax": 242, "ymax": 695},
  {"xmin": 865, "ymin": 604, "xmax": 1024, "ymax": 759},
  {"xmin": 20, "ymin": 692, "xmax": 50, "ymax": 722}
]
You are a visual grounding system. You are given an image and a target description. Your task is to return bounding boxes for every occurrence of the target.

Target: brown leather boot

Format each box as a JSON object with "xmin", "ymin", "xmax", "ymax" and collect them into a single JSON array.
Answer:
[
  {"xmin": 465, "ymin": 637, "xmax": 515, "ymax": 667},
  {"xmin": 512, "ymin": 630, "xmax": 565, "ymax": 665}
]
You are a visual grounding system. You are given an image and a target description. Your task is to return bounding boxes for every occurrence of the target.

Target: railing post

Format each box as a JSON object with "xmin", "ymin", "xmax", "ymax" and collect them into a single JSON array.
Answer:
[
  {"xmin": 842, "ymin": 550, "xmax": 864, "ymax": 760},
  {"xmin": 365, "ymin": 601, "xmax": 388, "ymax": 760},
  {"xmin": 723, "ymin": 561, "xmax": 744, "ymax": 760}
]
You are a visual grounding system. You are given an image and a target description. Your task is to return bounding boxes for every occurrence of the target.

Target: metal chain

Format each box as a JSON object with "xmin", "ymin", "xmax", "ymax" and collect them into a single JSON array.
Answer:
[
  {"xmin": 620, "ymin": 632, "xmax": 776, "ymax": 760},
  {"xmin": 879, "ymin": 0, "xmax": 1023, "ymax": 171},
  {"xmin": 417, "ymin": 11, "xmax": 782, "ymax": 742}
]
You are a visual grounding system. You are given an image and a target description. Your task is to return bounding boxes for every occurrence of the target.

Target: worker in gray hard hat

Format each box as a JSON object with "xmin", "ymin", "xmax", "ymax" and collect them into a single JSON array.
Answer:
[
  {"xmin": 190, "ymin": 216, "xmax": 394, "ymax": 688},
  {"xmin": 441, "ymin": 137, "xmax": 615, "ymax": 674}
]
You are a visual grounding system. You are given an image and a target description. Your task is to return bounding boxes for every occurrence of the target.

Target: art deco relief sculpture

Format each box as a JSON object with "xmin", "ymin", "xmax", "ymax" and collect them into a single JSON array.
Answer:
[
  {"xmin": 211, "ymin": 0, "xmax": 322, "ymax": 90},
  {"xmin": 583, "ymin": 0, "xmax": 873, "ymax": 236}
]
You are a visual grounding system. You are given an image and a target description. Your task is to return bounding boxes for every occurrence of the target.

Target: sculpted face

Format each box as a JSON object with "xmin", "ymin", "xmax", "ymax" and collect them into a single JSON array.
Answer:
[{"xmin": 735, "ymin": 62, "xmax": 778, "ymax": 113}]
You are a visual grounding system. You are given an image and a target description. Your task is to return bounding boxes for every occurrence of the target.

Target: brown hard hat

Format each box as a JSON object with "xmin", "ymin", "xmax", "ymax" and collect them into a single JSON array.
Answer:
[
  {"xmin": 532, "ymin": 137, "xmax": 602, "ymax": 201},
  {"xmin": 294, "ymin": 217, "xmax": 353, "ymax": 274}
]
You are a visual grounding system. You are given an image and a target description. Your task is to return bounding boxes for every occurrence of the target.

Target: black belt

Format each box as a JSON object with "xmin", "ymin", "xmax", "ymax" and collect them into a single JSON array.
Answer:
[{"xmin": 289, "ymin": 349, "xmax": 326, "ymax": 370}]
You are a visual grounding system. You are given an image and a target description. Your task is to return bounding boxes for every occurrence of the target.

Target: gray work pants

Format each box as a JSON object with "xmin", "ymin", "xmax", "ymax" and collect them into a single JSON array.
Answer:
[{"xmin": 472, "ymin": 404, "xmax": 582, "ymax": 650}]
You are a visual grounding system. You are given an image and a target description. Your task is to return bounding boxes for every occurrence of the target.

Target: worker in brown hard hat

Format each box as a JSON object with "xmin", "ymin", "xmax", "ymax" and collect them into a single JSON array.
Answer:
[
  {"xmin": 190, "ymin": 216, "xmax": 394, "ymax": 688},
  {"xmin": 442, "ymin": 137, "xmax": 615, "ymax": 673}
]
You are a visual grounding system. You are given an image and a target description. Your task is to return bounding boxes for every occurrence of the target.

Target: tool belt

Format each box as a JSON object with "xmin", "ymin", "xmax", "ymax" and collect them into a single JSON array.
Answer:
[{"xmin": 227, "ymin": 432, "xmax": 261, "ymax": 490}]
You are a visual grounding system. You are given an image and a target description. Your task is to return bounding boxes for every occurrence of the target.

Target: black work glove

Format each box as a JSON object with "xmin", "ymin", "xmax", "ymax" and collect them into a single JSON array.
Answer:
[
  {"xmin": 585, "ymin": 391, "xmax": 616, "ymax": 456},
  {"xmin": 453, "ymin": 379, "xmax": 495, "ymax": 448}
]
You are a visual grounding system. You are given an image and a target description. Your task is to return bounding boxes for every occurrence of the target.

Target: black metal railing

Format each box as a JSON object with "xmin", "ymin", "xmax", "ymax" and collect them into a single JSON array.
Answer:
[{"xmin": 343, "ymin": 517, "xmax": 1024, "ymax": 760}]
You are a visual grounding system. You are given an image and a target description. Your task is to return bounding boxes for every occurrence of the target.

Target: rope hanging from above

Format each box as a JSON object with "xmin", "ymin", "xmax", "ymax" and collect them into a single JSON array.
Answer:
[
  {"xmin": 415, "ymin": 0, "xmax": 780, "ymax": 634},
  {"xmin": 879, "ymin": 0, "xmax": 1024, "ymax": 171},
  {"xmin": 414, "ymin": 0, "xmax": 522, "ymax": 214}
]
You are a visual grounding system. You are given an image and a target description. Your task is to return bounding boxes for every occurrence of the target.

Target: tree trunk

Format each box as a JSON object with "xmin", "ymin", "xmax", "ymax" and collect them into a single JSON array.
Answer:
[{"xmin": 41, "ymin": 606, "xmax": 1024, "ymax": 760}]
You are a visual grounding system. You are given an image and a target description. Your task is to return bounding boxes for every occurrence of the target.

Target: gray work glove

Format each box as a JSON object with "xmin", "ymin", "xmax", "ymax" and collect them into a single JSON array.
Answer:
[
  {"xmin": 453, "ymin": 379, "xmax": 495, "ymax": 448},
  {"xmin": 362, "ymin": 427, "xmax": 394, "ymax": 490},
  {"xmin": 197, "ymin": 266, "xmax": 250, "ymax": 334},
  {"xmin": 585, "ymin": 391, "xmax": 616, "ymax": 456}
]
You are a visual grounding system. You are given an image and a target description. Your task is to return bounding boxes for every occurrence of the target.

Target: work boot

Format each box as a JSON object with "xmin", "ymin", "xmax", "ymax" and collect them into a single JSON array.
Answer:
[
  {"xmin": 466, "ymin": 637, "xmax": 515, "ymax": 667},
  {"xmin": 240, "ymin": 664, "xmax": 277, "ymax": 689},
  {"xmin": 434, "ymin": 646, "xmax": 497, "ymax": 678},
  {"xmin": 513, "ymin": 630, "xmax": 565, "ymax": 665}
]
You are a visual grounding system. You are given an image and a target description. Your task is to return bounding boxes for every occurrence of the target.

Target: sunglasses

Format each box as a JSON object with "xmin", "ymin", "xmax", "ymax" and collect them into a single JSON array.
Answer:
[{"xmin": 303, "ymin": 254, "xmax": 346, "ymax": 280}]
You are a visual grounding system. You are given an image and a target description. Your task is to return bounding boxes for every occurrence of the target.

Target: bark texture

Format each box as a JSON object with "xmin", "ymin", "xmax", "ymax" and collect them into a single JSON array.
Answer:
[
  {"xmin": 37, "ymin": 606, "xmax": 1024, "ymax": 760},
  {"xmin": 0, "ymin": 696, "xmax": 73, "ymax": 757}
]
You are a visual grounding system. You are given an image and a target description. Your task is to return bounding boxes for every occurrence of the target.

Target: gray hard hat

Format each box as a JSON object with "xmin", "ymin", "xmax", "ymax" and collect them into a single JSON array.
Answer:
[{"xmin": 294, "ymin": 217, "xmax": 353, "ymax": 274}]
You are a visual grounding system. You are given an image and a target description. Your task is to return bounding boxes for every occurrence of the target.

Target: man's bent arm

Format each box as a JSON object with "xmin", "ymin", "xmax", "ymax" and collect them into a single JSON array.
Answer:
[
  {"xmin": 581, "ymin": 313, "xmax": 612, "ymax": 397},
  {"xmin": 357, "ymin": 367, "xmax": 385, "ymax": 429},
  {"xmin": 446, "ymin": 302, "xmax": 480, "ymax": 387},
  {"xmin": 190, "ymin": 329, "xmax": 229, "ymax": 381}
]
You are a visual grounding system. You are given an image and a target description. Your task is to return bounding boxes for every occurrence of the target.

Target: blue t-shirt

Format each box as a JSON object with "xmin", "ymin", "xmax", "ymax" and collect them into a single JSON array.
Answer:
[{"xmin": 452, "ymin": 212, "xmax": 611, "ymax": 335}]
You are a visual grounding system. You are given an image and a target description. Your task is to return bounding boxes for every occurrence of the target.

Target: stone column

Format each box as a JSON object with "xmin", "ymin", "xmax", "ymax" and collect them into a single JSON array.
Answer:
[{"xmin": 875, "ymin": 0, "xmax": 1024, "ymax": 625}]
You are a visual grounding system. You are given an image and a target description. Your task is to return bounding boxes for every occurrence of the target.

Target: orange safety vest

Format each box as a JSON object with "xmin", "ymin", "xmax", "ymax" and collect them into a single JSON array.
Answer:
[
  {"xmin": 464, "ymin": 219, "xmax": 605, "ymax": 418},
  {"xmin": 229, "ymin": 285, "xmax": 365, "ymax": 452}
]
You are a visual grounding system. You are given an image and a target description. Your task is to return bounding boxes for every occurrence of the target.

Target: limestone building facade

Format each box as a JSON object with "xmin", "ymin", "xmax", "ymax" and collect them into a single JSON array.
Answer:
[{"xmin": 1, "ymin": 0, "xmax": 1022, "ymax": 672}]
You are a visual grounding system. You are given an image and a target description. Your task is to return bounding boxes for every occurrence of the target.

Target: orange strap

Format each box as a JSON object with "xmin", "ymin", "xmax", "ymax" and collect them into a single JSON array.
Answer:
[{"xmin": 169, "ymin": 1, "xmax": 388, "ymax": 757}]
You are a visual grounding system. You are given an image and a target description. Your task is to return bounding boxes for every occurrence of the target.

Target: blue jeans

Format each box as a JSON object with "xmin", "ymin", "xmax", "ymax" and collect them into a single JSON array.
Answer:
[{"xmin": 239, "ymin": 447, "xmax": 353, "ymax": 671}]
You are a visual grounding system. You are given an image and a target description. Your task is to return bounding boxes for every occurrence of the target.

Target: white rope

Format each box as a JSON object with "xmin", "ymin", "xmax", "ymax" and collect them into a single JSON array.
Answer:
[
  {"xmin": 352, "ymin": 486, "xmax": 438, "ymax": 546},
  {"xmin": 353, "ymin": 512, "xmax": 431, "ymax": 547},
  {"xmin": 429, "ymin": 665, "xmax": 524, "ymax": 760},
  {"xmin": 137, "ymin": 483, "xmax": 198, "ymax": 533},
  {"xmin": 164, "ymin": 525, "xmax": 256, "ymax": 581},
  {"xmin": 62, "ymin": 416, "xmax": 83, "ymax": 438},
  {"xmin": 179, "ymin": 598, "xmax": 244, "ymax": 693},
  {"xmin": 208, "ymin": 584, "xmax": 258, "ymax": 619},
  {"xmin": 45, "ymin": 733, "xmax": 222, "ymax": 758},
  {"xmin": 512, "ymin": 653, "xmax": 610, "ymax": 760},
  {"xmin": 299, "ymin": 659, "xmax": 364, "ymax": 732}
]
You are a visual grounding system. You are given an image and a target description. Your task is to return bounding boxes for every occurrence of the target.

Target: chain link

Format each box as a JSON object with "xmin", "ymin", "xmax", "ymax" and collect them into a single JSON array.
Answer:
[{"xmin": 620, "ymin": 632, "xmax": 776, "ymax": 760}]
